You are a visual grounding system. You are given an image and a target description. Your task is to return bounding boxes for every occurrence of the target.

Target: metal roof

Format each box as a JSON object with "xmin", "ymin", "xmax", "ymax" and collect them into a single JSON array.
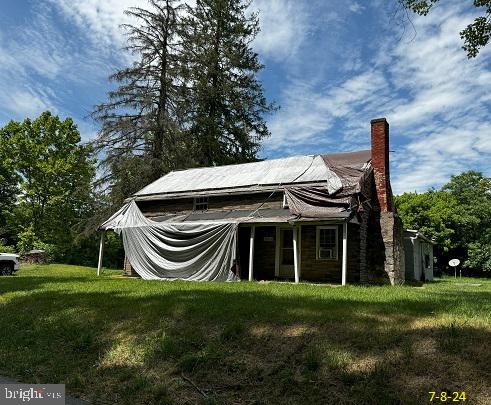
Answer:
[{"xmin": 133, "ymin": 154, "xmax": 344, "ymax": 199}]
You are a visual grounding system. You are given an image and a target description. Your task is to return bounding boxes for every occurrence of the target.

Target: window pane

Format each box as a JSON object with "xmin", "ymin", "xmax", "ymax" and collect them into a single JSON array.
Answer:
[{"xmin": 318, "ymin": 228, "xmax": 337, "ymax": 259}]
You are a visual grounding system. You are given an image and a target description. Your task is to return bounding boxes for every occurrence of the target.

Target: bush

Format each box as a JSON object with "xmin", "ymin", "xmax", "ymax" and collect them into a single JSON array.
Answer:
[{"xmin": 0, "ymin": 243, "xmax": 16, "ymax": 253}]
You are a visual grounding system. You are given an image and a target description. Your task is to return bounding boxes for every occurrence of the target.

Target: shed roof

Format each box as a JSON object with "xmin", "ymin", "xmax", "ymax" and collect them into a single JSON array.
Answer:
[
  {"xmin": 404, "ymin": 229, "xmax": 436, "ymax": 244},
  {"xmin": 132, "ymin": 150, "xmax": 371, "ymax": 200}
]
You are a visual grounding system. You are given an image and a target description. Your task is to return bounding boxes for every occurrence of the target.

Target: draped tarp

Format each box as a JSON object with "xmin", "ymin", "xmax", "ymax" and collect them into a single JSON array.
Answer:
[
  {"xmin": 284, "ymin": 186, "xmax": 351, "ymax": 218},
  {"xmin": 284, "ymin": 151, "xmax": 373, "ymax": 219},
  {"xmin": 100, "ymin": 201, "xmax": 238, "ymax": 281}
]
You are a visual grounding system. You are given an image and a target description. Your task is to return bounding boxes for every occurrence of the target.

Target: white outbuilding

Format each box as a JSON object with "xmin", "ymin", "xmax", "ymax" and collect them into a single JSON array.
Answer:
[{"xmin": 404, "ymin": 230, "xmax": 435, "ymax": 282}]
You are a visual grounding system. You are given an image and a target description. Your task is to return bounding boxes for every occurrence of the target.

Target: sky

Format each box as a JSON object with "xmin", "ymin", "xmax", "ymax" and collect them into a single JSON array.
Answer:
[{"xmin": 0, "ymin": 0, "xmax": 490, "ymax": 194}]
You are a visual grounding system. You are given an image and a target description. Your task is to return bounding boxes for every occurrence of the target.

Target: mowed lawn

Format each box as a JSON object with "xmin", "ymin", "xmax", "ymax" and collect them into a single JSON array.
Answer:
[{"xmin": 0, "ymin": 265, "xmax": 490, "ymax": 405}]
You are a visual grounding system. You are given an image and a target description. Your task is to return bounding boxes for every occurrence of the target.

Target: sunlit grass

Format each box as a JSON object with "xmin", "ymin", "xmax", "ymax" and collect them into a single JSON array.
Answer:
[{"xmin": 0, "ymin": 264, "xmax": 490, "ymax": 404}]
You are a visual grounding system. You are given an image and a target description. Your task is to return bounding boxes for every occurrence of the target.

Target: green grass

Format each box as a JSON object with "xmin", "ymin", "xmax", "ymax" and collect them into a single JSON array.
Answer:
[{"xmin": 0, "ymin": 264, "xmax": 490, "ymax": 404}]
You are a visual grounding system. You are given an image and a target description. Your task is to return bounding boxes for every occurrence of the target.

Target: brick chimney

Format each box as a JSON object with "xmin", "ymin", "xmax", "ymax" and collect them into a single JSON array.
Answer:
[{"xmin": 371, "ymin": 118, "xmax": 393, "ymax": 212}]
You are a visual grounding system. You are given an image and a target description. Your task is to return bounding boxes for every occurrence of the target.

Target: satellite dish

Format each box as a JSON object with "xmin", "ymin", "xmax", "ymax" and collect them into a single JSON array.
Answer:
[{"xmin": 449, "ymin": 259, "xmax": 460, "ymax": 267}]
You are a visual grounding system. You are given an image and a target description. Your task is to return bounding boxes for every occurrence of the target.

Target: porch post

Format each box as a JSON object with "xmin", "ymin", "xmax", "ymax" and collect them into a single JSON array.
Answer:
[
  {"xmin": 293, "ymin": 225, "xmax": 300, "ymax": 284},
  {"xmin": 248, "ymin": 226, "xmax": 255, "ymax": 281},
  {"xmin": 342, "ymin": 222, "xmax": 348, "ymax": 286},
  {"xmin": 97, "ymin": 231, "xmax": 105, "ymax": 276}
]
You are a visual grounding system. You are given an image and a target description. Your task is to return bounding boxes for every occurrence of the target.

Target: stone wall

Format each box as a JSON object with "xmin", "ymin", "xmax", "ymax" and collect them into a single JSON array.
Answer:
[
  {"xmin": 123, "ymin": 256, "xmax": 139, "ymax": 277},
  {"xmin": 380, "ymin": 212, "xmax": 405, "ymax": 285}
]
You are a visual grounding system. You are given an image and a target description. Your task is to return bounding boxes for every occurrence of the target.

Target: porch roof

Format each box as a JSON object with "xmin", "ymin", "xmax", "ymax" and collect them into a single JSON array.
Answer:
[{"xmin": 147, "ymin": 207, "xmax": 350, "ymax": 224}]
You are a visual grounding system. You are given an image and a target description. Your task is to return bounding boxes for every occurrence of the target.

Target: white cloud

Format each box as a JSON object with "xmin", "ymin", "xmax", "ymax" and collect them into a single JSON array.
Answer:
[
  {"xmin": 252, "ymin": 0, "xmax": 309, "ymax": 60},
  {"xmin": 262, "ymin": 0, "xmax": 491, "ymax": 193},
  {"xmin": 49, "ymin": 0, "xmax": 145, "ymax": 48},
  {"xmin": 349, "ymin": 2, "xmax": 365, "ymax": 14}
]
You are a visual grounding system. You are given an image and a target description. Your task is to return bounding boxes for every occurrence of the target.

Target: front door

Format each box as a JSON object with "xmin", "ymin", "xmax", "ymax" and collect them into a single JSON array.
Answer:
[{"xmin": 279, "ymin": 228, "xmax": 294, "ymax": 278}]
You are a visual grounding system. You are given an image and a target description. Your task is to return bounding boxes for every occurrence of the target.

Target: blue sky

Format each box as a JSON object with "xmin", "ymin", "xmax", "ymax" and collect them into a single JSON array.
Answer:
[{"xmin": 0, "ymin": 0, "xmax": 490, "ymax": 194}]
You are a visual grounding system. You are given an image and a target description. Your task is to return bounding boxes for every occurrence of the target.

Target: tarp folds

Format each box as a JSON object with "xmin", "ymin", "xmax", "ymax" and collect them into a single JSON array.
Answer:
[
  {"xmin": 101, "ymin": 201, "xmax": 237, "ymax": 281},
  {"xmin": 284, "ymin": 186, "xmax": 350, "ymax": 218},
  {"xmin": 284, "ymin": 152, "xmax": 372, "ymax": 218}
]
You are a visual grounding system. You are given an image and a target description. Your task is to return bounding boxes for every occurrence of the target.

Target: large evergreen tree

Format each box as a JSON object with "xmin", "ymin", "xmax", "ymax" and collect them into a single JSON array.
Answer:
[
  {"xmin": 92, "ymin": 0, "xmax": 189, "ymax": 195},
  {"xmin": 93, "ymin": 0, "xmax": 276, "ymax": 203},
  {"xmin": 182, "ymin": 0, "xmax": 276, "ymax": 166}
]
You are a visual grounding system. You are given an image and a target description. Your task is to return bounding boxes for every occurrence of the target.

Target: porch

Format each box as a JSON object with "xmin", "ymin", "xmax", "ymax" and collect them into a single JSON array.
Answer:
[{"xmin": 237, "ymin": 222, "xmax": 361, "ymax": 285}]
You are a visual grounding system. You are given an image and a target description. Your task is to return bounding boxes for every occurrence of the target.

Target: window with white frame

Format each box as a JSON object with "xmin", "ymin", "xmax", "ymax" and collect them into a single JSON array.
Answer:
[
  {"xmin": 193, "ymin": 196, "xmax": 208, "ymax": 211},
  {"xmin": 316, "ymin": 226, "xmax": 338, "ymax": 260}
]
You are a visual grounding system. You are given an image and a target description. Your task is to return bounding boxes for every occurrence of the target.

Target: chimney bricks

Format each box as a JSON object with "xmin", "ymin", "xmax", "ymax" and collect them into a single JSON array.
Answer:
[{"xmin": 371, "ymin": 118, "xmax": 393, "ymax": 212}]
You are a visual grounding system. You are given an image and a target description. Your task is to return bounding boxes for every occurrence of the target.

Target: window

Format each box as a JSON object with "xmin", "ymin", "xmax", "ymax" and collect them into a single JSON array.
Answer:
[
  {"xmin": 316, "ymin": 226, "xmax": 338, "ymax": 260},
  {"xmin": 193, "ymin": 196, "xmax": 208, "ymax": 211},
  {"xmin": 282, "ymin": 193, "xmax": 289, "ymax": 209}
]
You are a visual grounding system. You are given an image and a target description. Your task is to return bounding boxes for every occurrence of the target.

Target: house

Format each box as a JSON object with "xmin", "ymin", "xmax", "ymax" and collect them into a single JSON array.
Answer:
[
  {"xmin": 100, "ymin": 118, "xmax": 406, "ymax": 285},
  {"xmin": 404, "ymin": 230, "xmax": 435, "ymax": 282}
]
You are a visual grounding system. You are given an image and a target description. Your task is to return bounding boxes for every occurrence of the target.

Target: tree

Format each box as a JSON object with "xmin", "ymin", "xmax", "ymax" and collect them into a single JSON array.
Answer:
[
  {"xmin": 3, "ymin": 111, "xmax": 95, "ymax": 257},
  {"xmin": 400, "ymin": 0, "xmax": 491, "ymax": 58},
  {"xmin": 442, "ymin": 171, "xmax": 491, "ymax": 272},
  {"xmin": 395, "ymin": 170, "xmax": 491, "ymax": 274},
  {"xmin": 181, "ymin": 0, "xmax": 276, "ymax": 166},
  {"xmin": 92, "ymin": 0, "xmax": 190, "ymax": 194},
  {"xmin": 0, "ymin": 128, "xmax": 19, "ymax": 244},
  {"xmin": 395, "ymin": 190, "xmax": 459, "ymax": 251}
]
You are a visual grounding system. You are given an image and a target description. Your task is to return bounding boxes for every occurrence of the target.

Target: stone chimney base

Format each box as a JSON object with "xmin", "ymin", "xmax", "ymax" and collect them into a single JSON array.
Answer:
[{"xmin": 380, "ymin": 212, "xmax": 405, "ymax": 285}]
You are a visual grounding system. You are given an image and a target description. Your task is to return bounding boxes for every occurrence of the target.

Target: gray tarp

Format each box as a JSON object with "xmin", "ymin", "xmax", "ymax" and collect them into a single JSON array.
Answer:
[
  {"xmin": 101, "ymin": 201, "xmax": 238, "ymax": 281},
  {"xmin": 284, "ymin": 186, "xmax": 351, "ymax": 218},
  {"xmin": 284, "ymin": 151, "xmax": 373, "ymax": 218}
]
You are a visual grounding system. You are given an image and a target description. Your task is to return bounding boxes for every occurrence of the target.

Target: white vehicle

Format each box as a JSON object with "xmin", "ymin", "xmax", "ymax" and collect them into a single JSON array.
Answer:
[{"xmin": 0, "ymin": 253, "xmax": 20, "ymax": 275}]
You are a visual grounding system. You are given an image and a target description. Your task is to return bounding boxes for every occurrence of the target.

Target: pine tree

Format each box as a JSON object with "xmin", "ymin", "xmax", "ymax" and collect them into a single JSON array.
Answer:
[
  {"xmin": 92, "ymin": 0, "xmax": 190, "ymax": 190},
  {"xmin": 182, "ymin": 0, "xmax": 276, "ymax": 166}
]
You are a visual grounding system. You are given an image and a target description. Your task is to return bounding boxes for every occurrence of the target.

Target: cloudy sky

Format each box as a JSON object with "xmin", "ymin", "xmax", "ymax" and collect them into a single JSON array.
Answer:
[{"xmin": 0, "ymin": 0, "xmax": 490, "ymax": 194}]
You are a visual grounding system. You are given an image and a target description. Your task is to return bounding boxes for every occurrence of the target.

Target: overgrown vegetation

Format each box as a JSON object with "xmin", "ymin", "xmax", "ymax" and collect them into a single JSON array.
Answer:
[
  {"xmin": 0, "ymin": 112, "xmax": 122, "ymax": 266},
  {"xmin": 395, "ymin": 171, "xmax": 491, "ymax": 275},
  {"xmin": 0, "ymin": 265, "xmax": 489, "ymax": 404}
]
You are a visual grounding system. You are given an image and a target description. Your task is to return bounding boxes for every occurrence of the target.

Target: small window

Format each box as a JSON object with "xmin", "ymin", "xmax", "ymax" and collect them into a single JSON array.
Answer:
[
  {"xmin": 282, "ymin": 193, "xmax": 289, "ymax": 209},
  {"xmin": 316, "ymin": 226, "xmax": 338, "ymax": 260},
  {"xmin": 193, "ymin": 196, "xmax": 208, "ymax": 211}
]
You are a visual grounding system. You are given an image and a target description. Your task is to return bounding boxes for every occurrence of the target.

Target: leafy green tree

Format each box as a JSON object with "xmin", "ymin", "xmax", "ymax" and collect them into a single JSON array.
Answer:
[
  {"xmin": 3, "ymin": 111, "xmax": 96, "ymax": 259},
  {"xmin": 181, "ymin": 0, "xmax": 276, "ymax": 166},
  {"xmin": 0, "ymin": 128, "xmax": 19, "ymax": 244},
  {"xmin": 442, "ymin": 171, "xmax": 491, "ymax": 272},
  {"xmin": 400, "ymin": 0, "xmax": 491, "ymax": 58},
  {"xmin": 395, "ymin": 190, "xmax": 459, "ymax": 256},
  {"xmin": 395, "ymin": 171, "xmax": 491, "ymax": 274}
]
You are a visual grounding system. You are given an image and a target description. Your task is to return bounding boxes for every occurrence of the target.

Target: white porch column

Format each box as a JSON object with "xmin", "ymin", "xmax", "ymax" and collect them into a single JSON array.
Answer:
[
  {"xmin": 342, "ymin": 222, "xmax": 348, "ymax": 286},
  {"xmin": 97, "ymin": 231, "xmax": 105, "ymax": 276},
  {"xmin": 248, "ymin": 226, "xmax": 255, "ymax": 281},
  {"xmin": 293, "ymin": 225, "xmax": 300, "ymax": 284}
]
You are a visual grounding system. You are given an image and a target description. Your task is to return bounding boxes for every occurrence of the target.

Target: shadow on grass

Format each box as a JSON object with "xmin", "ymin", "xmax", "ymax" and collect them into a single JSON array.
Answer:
[{"xmin": 0, "ymin": 275, "xmax": 490, "ymax": 405}]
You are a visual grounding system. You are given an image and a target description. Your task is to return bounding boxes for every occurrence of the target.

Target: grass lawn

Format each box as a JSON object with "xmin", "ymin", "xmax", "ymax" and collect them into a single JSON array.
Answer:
[{"xmin": 0, "ymin": 265, "xmax": 490, "ymax": 404}]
